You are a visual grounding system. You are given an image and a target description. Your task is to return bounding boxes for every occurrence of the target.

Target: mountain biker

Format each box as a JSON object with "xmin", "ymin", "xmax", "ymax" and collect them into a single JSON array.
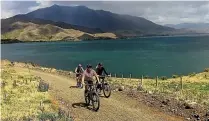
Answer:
[
  {"xmin": 75, "ymin": 64, "xmax": 84, "ymax": 85},
  {"xmin": 82, "ymin": 64, "xmax": 100, "ymax": 93},
  {"xmin": 96, "ymin": 63, "xmax": 110, "ymax": 78}
]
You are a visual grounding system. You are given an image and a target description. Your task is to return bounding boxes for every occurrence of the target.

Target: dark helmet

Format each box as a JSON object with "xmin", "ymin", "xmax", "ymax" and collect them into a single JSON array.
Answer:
[
  {"xmin": 98, "ymin": 63, "xmax": 102, "ymax": 66},
  {"xmin": 86, "ymin": 64, "xmax": 92, "ymax": 68}
]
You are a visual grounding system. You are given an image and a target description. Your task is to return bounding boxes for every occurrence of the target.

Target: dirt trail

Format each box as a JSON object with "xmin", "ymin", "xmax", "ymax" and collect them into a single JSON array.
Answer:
[{"xmin": 15, "ymin": 67, "xmax": 184, "ymax": 121}]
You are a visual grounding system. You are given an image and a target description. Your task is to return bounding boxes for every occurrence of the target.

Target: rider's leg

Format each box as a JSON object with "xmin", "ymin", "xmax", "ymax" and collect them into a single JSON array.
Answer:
[{"xmin": 84, "ymin": 80, "xmax": 88, "ymax": 93}]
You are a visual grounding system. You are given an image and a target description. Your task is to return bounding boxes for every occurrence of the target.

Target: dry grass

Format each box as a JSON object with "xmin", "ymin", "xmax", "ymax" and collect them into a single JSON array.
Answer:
[
  {"xmin": 1, "ymin": 66, "xmax": 72, "ymax": 121},
  {"xmin": 2, "ymin": 21, "xmax": 117, "ymax": 41},
  {"xmin": 108, "ymin": 71, "xmax": 209, "ymax": 106}
]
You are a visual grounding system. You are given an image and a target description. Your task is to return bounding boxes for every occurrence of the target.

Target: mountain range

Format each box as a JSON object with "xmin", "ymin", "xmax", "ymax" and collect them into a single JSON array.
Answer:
[
  {"xmin": 165, "ymin": 23, "xmax": 209, "ymax": 33},
  {"xmin": 25, "ymin": 5, "xmax": 175, "ymax": 34},
  {"xmin": 1, "ymin": 4, "xmax": 206, "ymax": 42}
]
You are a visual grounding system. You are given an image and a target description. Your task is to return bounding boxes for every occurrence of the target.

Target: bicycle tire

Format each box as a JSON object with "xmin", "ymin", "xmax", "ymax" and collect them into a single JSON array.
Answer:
[
  {"xmin": 92, "ymin": 92, "xmax": 100, "ymax": 111},
  {"xmin": 84, "ymin": 91, "xmax": 90, "ymax": 106},
  {"xmin": 103, "ymin": 83, "xmax": 111, "ymax": 98}
]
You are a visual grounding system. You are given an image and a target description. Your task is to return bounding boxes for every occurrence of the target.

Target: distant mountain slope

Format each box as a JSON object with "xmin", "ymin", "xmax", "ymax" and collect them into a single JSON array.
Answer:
[
  {"xmin": 165, "ymin": 23, "xmax": 209, "ymax": 33},
  {"xmin": 1, "ymin": 15, "xmax": 103, "ymax": 34},
  {"xmin": 165, "ymin": 23, "xmax": 209, "ymax": 29},
  {"xmin": 25, "ymin": 4, "xmax": 175, "ymax": 36},
  {"xmin": 1, "ymin": 20, "xmax": 117, "ymax": 41}
]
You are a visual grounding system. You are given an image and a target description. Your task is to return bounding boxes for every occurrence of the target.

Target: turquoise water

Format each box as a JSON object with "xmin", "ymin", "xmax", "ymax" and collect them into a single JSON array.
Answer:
[{"xmin": 2, "ymin": 36, "xmax": 209, "ymax": 78}]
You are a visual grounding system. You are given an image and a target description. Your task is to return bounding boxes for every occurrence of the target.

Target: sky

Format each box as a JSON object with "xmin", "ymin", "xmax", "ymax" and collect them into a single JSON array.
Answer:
[{"xmin": 1, "ymin": 1, "xmax": 209, "ymax": 25}]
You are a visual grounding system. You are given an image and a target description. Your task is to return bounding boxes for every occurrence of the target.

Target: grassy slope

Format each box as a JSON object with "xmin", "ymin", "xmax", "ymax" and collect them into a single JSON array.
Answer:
[
  {"xmin": 1, "ymin": 22, "xmax": 117, "ymax": 41},
  {"xmin": 1, "ymin": 65, "xmax": 72, "ymax": 121},
  {"xmin": 108, "ymin": 70, "xmax": 209, "ymax": 107}
]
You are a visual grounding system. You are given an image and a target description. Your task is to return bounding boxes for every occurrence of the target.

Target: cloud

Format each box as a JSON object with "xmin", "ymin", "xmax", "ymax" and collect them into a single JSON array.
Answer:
[
  {"xmin": 1, "ymin": 1, "xmax": 38, "ymax": 18},
  {"xmin": 1, "ymin": 1, "xmax": 209, "ymax": 25},
  {"xmin": 28, "ymin": 1, "xmax": 53, "ymax": 11}
]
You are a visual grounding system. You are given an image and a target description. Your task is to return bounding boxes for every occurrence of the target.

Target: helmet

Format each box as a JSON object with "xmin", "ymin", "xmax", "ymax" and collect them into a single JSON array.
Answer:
[
  {"xmin": 86, "ymin": 64, "xmax": 92, "ymax": 68},
  {"xmin": 98, "ymin": 63, "xmax": 102, "ymax": 66},
  {"xmin": 78, "ymin": 64, "xmax": 82, "ymax": 67}
]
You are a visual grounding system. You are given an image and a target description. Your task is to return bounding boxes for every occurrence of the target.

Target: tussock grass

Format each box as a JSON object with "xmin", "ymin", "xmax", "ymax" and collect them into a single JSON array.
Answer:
[
  {"xmin": 108, "ymin": 71, "xmax": 209, "ymax": 106},
  {"xmin": 1, "ymin": 67, "xmax": 72, "ymax": 121}
]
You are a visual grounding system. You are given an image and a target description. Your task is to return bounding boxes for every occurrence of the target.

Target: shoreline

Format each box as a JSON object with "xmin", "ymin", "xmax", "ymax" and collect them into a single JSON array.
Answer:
[
  {"xmin": 2, "ymin": 33, "xmax": 209, "ymax": 44},
  {"xmin": 1, "ymin": 59, "xmax": 208, "ymax": 80}
]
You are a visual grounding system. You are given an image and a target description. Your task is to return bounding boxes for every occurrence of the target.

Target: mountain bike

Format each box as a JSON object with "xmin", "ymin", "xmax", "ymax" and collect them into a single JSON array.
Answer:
[
  {"xmin": 76, "ymin": 73, "xmax": 83, "ymax": 88},
  {"xmin": 84, "ymin": 82, "xmax": 100, "ymax": 111},
  {"xmin": 96, "ymin": 75, "xmax": 111, "ymax": 98}
]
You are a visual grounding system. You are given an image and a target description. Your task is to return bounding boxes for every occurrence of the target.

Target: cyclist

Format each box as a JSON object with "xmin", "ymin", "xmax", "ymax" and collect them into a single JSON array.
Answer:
[
  {"xmin": 82, "ymin": 64, "xmax": 100, "ymax": 93},
  {"xmin": 95, "ymin": 63, "xmax": 110, "ymax": 92},
  {"xmin": 75, "ymin": 64, "xmax": 84, "ymax": 87},
  {"xmin": 96, "ymin": 63, "xmax": 110, "ymax": 77}
]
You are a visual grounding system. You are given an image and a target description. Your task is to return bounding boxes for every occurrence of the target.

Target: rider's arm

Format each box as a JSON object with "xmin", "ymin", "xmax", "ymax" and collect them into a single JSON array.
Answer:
[
  {"xmin": 74, "ymin": 67, "xmax": 78, "ymax": 73},
  {"xmin": 81, "ymin": 67, "xmax": 84, "ymax": 73},
  {"xmin": 93, "ymin": 70, "xmax": 100, "ymax": 82},
  {"xmin": 95, "ymin": 74, "xmax": 100, "ymax": 82},
  {"xmin": 95, "ymin": 67, "xmax": 99, "ymax": 74},
  {"xmin": 82, "ymin": 73, "xmax": 85, "ymax": 83},
  {"xmin": 103, "ymin": 67, "xmax": 109, "ymax": 75}
]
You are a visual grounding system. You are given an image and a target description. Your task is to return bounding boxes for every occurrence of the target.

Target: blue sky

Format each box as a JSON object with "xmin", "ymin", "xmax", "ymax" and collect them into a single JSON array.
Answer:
[{"xmin": 1, "ymin": 1, "xmax": 209, "ymax": 25}]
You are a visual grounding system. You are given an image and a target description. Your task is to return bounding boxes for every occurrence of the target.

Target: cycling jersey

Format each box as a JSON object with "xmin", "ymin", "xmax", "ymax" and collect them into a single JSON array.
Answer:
[
  {"xmin": 75, "ymin": 66, "xmax": 84, "ymax": 73},
  {"xmin": 83, "ymin": 69, "xmax": 97, "ymax": 81},
  {"xmin": 96, "ymin": 66, "xmax": 108, "ymax": 76}
]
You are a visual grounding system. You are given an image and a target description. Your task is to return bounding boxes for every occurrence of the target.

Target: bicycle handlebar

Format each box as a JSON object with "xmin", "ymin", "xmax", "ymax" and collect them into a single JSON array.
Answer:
[{"xmin": 98, "ymin": 75, "xmax": 111, "ymax": 78}]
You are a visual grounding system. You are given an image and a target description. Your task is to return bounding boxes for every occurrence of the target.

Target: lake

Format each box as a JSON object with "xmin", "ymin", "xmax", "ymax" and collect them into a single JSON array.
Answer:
[{"xmin": 2, "ymin": 36, "xmax": 209, "ymax": 78}]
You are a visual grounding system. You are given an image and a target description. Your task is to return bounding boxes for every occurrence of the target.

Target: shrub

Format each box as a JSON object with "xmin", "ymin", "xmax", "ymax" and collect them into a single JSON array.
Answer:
[
  {"xmin": 160, "ymin": 76, "xmax": 167, "ymax": 80},
  {"xmin": 37, "ymin": 112, "xmax": 57, "ymax": 121},
  {"xmin": 189, "ymin": 72, "xmax": 196, "ymax": 77},
  {"xmin": 204, "ymin": 68, "xmax": 209, "ymax": 72},
  {"xmin": 38, "ymin": 80, "xmax": 49, "ymax": 92},
  {"xmin": 144, "ymin": 75, "xmax": 150, "ymax": 79},
  {"xmin": 172, "ymin": 74, "xmax": 179, "ymax": 78}
]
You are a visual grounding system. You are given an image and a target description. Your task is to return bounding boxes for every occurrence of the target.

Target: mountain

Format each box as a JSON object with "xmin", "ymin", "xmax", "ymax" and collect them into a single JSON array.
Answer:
[
  {"xmin": 25, "ymin": 4, "xmax": 175, "ymax": 36},
  {"xmin": 165, "ymin": 23, "xmax": 209, "ymax": 29},
  {"xmin": 1, "ymin": 15, "xmax": 103, "ymax": 34},
  {"xmin": 1, "ymin": 15, "xmax": 117, "ymax": 42},
  {"xmin": 165, "ymin": 23, "xmax": 209, "ymax": 33}
]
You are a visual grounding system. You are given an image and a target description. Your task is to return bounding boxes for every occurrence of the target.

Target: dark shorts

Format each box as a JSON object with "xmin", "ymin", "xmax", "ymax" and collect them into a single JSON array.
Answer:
[
  {"xmin": 76, "ymin": 73, "xmax": 81, "ymax": 77},
  {"xmin": 84, "ymin": 80, "xmax": 93, "ymax": 85}
]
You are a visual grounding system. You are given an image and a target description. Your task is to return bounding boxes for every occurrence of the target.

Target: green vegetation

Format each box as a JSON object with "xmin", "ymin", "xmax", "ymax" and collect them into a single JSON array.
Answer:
[
  {"xmin": 108, "ymin": 71, "xmax": 209, "ymax": 107},
  {"xmin": 1, "ymin": 67, "xmax": 72, "ymax": 121},
  {"xmin": 172, "ymin": 74, "xmax": 179, "ymax": 78},
  {"xmin": 188, "ymin": 72, "xmax": 196, "ymax": 77},
  {"xmin": 160, "ymin": 76, "xmax": 167, "ymax": 80}
]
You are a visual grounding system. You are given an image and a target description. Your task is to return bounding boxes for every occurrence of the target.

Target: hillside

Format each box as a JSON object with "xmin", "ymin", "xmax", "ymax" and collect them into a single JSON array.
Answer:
[
  {"xmin": 1, "ymin": 20, "xmax": 117, "ymax": 42},
  {"xmin": 25, "ymin": 5, "xmax": 176, "ymax": 36},
  {"xmin": 1, "ymin": 15, "xmax": 103, "ymax": 34},
  {"xmin": 165, "ymin": 23, "xmax": 209, "ymax": 34}
]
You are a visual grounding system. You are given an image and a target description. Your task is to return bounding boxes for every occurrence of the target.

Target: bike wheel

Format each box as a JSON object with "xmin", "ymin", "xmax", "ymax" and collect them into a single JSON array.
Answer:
[
  {"xmin": 84, "ymin": 91, "xmax": 90, "ymax": 106},
  {"xmin": 103, "ymin": 83, "xmax": 111, "ymax": 98},
  {"xmin": 96, "ymin": 83, "xmax": 101, "ymax": 94},
  {"xmin": 92, "ymin": 92, "xmax": 100, "ymax": 111}
]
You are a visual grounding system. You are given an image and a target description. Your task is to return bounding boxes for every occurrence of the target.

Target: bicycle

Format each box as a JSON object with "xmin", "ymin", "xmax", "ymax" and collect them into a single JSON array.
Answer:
[
  {"xmin": 76, "ymin": 73, "xmax": 83, "ymax": 88},
  {"xmin": 96, "ymin": 75, "xmax": 111, "ymax": 98},
  {"xmin": 84, "ymin": 82, "xmax": 100, "ymax": 111}
]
